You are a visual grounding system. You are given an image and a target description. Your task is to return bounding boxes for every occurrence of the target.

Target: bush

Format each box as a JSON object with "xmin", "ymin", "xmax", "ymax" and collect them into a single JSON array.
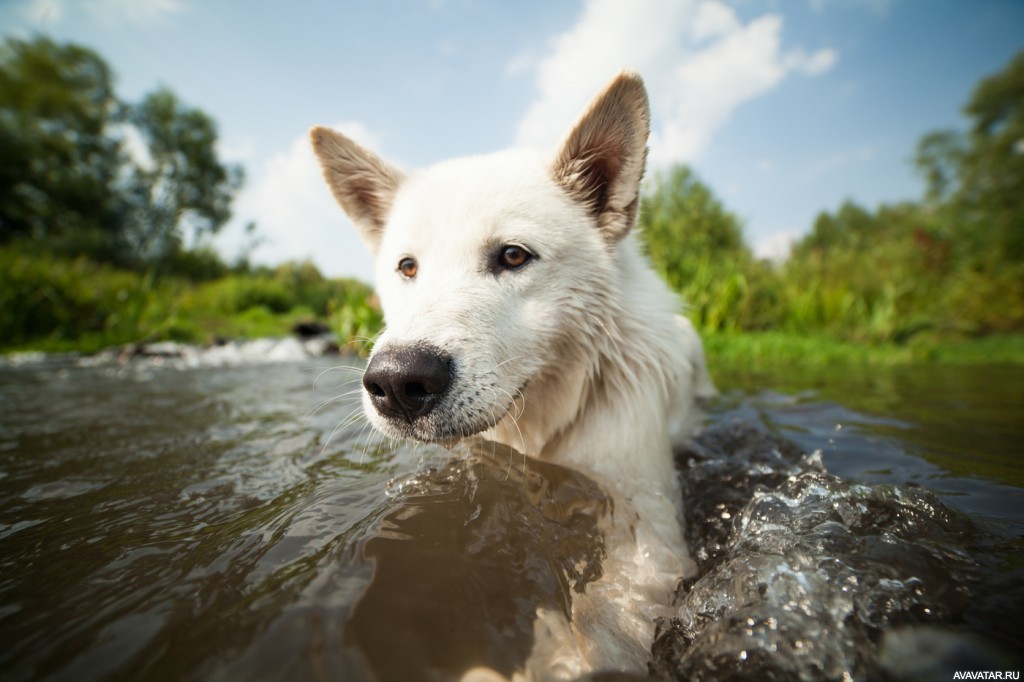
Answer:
[
  {"xmin": 191, "ymin": 276, "xmax": 295, "ymax": 315},
  {"xmin": 0, "ymin": 244, "xmax": 172, "ymax": 349},
  {"xmin": 0, "ymin": 244, "xmax": 386, "ymax": 354}
]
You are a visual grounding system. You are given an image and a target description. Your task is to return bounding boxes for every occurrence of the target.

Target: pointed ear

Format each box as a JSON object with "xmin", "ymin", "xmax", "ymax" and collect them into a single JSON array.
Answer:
[
  {"xmin": 310, "ymin": 126, "xmax": 403, "ymax": 252},
  {"xmin": 551, "ymin": 71, "xmax": 650, "ymax": 243}
]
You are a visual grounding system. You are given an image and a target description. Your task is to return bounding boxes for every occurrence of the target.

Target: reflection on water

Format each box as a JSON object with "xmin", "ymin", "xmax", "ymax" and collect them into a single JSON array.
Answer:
[
  {"xmin": 0, "ymin": 353, "xmax": 1021, "ymax": 679},
  {"xmin": 349, "ymin": 446, "xmax": 608, "ymax": 680},
  {"xmin": 711, "ymin": 365, "xmax": 1024, "ymax": 541}
]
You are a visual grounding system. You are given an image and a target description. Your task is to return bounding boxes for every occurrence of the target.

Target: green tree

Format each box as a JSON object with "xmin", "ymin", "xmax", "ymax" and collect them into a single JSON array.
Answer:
[
  {"xmin": 121, "ymin": 88, "xmax": 243, "ymax": 263},
  {"xmin": 0, "ymin": 36, "xmax": 243, "ymax": 269},
  {"xmin": 640, "ymin": 165, "xmax": 748, "ymax": 291},
  {"xmin": 915, "ymin": 50, "xmax": 1024, "ymax": 266},
  {"xmin": 783, "ymin": 201, "xmax": 943, "ymax": 341},
  {"xmin": 914, "ymin": 50, "xmax": 1024, "ymax": 333},
  {"xmin": 0, "ymin": 37, "xmax": 122, "ymax": 250},
  {"xmin": 793, "ymin": 200, "xmax": 880, "ymax": 259},
  {"xmin": 638, "ymin": 166, "xmax": 775, "ymax": 332}
]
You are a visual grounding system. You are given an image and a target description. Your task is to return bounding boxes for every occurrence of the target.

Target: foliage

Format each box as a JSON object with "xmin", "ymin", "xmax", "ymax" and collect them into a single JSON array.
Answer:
[
  {"xmin": 0, "ymin": 38, "xmax": 121, "ymax": 247},
  {"xmin": 640, "ymin": 49, "xmax": 1024, "ymax": 346},
  {"xmin": 639, "ymin": 166, "xmax": 760, "ymax": 333},
  {"xmin": 779, "ymin": 201, "xmax": 945, "ymax": 341},
  {"xmin": 915, "ymin": 50, "xmax": 1024, "ymax": 267},
  {"xmin": 909, "ymin": 49, "xmax": 1024, "ymax": 334},
  {"xmin": 702, "ymin": 331, "xmax": 1024, "ymax": 370},
  {"xmin": 1, "ymin": 37, "xmax": 1021, "ymax": 363},
  {"xmin": 330, "ymin": 285, "xmax": 384, "ymax": 356},
  {"xmin": 120, "ymin": 88, "xmax": 243, "ymax": 263},
  {"xmin": 0, "ymin": 245, "xmax": 382, "ymax": 354},
  {"xmin": 641, "ymin": 165, "xmax": 749, "ymax": 287},
  {"xmin": 0, "ymin": 36, "xmax": 243, "ymax": 271},
  {"xmin": 0, "ymin": 243, "xmax": 172, "ymax": 351}
]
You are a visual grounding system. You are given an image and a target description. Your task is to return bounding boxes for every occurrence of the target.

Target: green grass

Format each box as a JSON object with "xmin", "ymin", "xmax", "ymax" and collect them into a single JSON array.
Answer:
[{"xmin": 702, "ymin": 330, "xmax": 1024, "ymax": 370}]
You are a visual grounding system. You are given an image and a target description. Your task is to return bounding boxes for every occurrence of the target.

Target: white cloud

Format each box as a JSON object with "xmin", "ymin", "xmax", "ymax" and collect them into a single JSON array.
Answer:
[
  {"xmin": 753, "ymin": 228, "xmax": 800, "ymax": 262},
  {"xmin": 217, "ymin": 136, "xmax": 256, "ymax": 165},
  {"xmin": 690, "ymin": 0, "xmax": 740, "ymax": 42},
  {"xmin": 514, "ymin": 0, "xmax": 837, "ymax": 166},
  {"xmin": 20, "ymin": 0, "xmax": 185, "ymax": 26},
  {"xmin": 787, "ymin": 46, "xmax": 838, "ymax": 75},
  {"xmin": 221, "ymin": 122, "xmax": 382, "ymax": 283}
]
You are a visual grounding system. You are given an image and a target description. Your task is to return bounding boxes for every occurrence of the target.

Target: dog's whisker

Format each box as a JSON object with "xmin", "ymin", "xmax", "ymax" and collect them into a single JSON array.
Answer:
[
  {"xmin": 311, "ymin": 367, "xmax": 365, "ymax": 391},
  {"xmin": 327, "ymin": 413, "xmax": 360, "ymax": 450},
  {"xmin": 478, "ymin": 384, "xmax": 527, "ymax": 473},
  {"xmin": 483, "ymin": 355, "xmax": 525, "ymax": 375},
  {"xmin": 305, "ymin": 389, "xmax": 365, "ymax": 421}
]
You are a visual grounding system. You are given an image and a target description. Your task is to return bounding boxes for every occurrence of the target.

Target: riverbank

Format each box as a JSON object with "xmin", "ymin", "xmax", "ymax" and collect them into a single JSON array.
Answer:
[
  {"xmin": 0, "ymin": 245, "xmax": 382, "ymax": 357},
  {"xmin": 5, "ymin": 327, "xmax": 1022, "ymax": 372},
  {"xmin": 702, "ymin": 331, "xmax": 1024, "ymax": 369},
  {"xmin": 5, "ymin": 245, "xmax": 1022, "ymax": 367}
]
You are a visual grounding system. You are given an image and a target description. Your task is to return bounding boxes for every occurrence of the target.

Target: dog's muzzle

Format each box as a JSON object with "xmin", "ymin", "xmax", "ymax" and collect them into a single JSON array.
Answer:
[{"xmin": 362, "ymin": 344, "xmax": 452, "ymax": 424}]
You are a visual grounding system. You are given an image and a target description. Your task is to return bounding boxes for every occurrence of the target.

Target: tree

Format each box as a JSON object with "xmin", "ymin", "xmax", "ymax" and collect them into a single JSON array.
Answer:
[
  {"xmin": 915, "ymin": 49, "xmax": 1024, "ymax": 267},
  {"xmin": 0, "ymin": 36, "xmax": 243, "ymax": 269},
  {"xmin": 910, "ymin": 50, "xmax": 1024, "ymax": 333},
  {"xmin": 638, "ymin": 165, "xmax": 749, "ymax": 292},
  {"xmin": 792, "ymin": 200, "xmax": 882, "ymax": 260},
  {"xmin": 0, "ymin": 37, "xmax": 122, "ymax": 247},
  {"xmin": 637, "ymin": 166, "xmax": 777, "ymax": 332},
  {"xmin": 120, "ymin": 88, "xmax": 243, "ymax": 262}
]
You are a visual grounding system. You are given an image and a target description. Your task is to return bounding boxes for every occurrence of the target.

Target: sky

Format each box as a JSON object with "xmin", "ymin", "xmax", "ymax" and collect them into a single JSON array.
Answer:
[{"xmin": 3, "ymin": 0, "xmax": 1023, "ymax": 284}]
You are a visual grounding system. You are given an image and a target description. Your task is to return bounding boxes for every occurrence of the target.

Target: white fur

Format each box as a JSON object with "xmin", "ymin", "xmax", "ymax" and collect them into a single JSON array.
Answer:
[{"xmin": 312, "ymin": 72, "xmax": 715, "ymax": 679}]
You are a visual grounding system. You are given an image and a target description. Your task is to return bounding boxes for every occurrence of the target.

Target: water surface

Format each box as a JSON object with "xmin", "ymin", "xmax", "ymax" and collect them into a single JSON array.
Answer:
[{"xmin": 0, "ymin": 349, "xmax": 1021, "ymax": 679}]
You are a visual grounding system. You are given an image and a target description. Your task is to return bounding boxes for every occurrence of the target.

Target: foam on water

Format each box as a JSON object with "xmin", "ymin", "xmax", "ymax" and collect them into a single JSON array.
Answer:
[{"xmin": 69, "ymin": 337, "xmax": 337, "ymax": 369}]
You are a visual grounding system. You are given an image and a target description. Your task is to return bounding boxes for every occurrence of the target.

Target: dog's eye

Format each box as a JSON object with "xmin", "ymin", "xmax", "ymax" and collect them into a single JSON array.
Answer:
[
  {"xmin": 398, "ymin": 257, "xmax": 418, "ymax": 279},
  {"xmin": 498, "ymin": 245, "xmax": 533, "ymax": 270}
]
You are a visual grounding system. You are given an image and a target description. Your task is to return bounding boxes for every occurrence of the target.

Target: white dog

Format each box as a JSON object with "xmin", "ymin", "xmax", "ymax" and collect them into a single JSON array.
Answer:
[{"xmin": 312, "ymin": 72, "xmax": 715, "ymax": 678}]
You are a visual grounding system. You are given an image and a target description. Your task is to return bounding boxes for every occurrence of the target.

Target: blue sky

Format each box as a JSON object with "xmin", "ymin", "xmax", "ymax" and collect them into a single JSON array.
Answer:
[{"xmin": 3, "ymin": 0, "xmax": 1022, "ymax": 283}]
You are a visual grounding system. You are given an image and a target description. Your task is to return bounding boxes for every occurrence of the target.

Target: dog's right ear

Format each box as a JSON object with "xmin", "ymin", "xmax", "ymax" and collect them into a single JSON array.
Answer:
[{"xmin": 310, "ymin": 126, "xmax": 403, "ymax": 252}]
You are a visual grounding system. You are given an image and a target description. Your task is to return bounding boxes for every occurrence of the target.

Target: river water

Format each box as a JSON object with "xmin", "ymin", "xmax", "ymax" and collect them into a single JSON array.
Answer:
[{"xmin": 0, "ymin": 341, "xmax": 1021, "ymax": 680}]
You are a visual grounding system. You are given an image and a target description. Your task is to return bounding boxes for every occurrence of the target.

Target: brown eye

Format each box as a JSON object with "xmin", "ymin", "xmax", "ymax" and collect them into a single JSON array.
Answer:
[
  {"xmin": 498, "ymin": 244, "xmax": 532, "ymax": 270},
  {"xmin": 398, "ymin": 257, "xmax": 417, "ymax": 278}
]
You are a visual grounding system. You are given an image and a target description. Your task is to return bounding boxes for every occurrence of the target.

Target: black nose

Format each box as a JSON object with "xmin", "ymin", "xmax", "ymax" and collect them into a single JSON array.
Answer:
[{"xmin": 362, "ymin": 345, "xmax": 452, "ymax": 422}]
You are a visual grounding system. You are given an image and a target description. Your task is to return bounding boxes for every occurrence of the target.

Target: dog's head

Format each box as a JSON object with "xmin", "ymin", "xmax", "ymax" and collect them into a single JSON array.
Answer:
[{"xmin": 311, "ymin": 72, "xmax": 650, "ymax": 446}]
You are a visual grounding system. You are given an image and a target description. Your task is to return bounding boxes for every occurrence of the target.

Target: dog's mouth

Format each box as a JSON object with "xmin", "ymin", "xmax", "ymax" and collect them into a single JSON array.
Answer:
[{"xmin": 369, "ymin": 390, "xmax": 522, "ymax": 445}]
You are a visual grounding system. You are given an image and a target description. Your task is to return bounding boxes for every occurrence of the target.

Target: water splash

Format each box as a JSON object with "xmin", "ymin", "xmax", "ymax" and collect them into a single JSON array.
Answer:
[{"xmin": 653, "ymin": 422, "xmax": 1011, "ymax": 681}]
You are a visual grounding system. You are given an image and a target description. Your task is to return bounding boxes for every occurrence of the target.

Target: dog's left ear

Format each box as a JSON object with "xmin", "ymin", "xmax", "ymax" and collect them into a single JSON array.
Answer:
[{"xmin": 552, "ymin": 71, "xmax": 650, "ymax": 243}]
